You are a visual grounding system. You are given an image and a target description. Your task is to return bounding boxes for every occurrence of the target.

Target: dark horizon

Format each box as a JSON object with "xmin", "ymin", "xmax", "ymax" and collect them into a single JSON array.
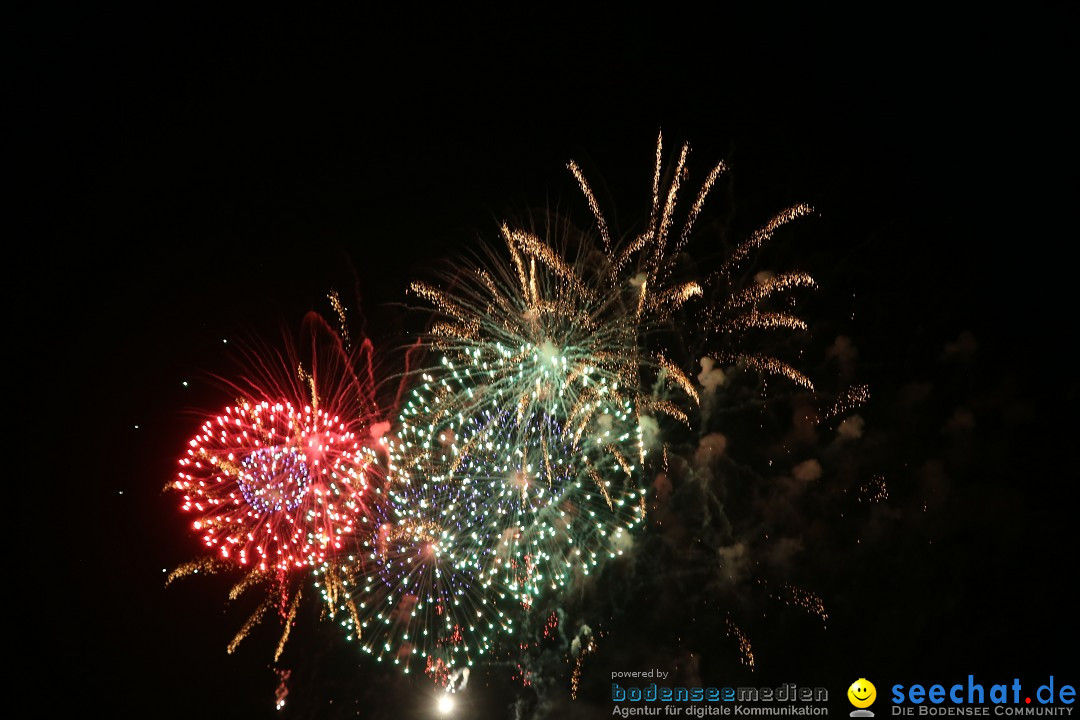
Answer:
[{"xmin": 19, "ymin": 6, "xmax": 1075, "ymax": 718}]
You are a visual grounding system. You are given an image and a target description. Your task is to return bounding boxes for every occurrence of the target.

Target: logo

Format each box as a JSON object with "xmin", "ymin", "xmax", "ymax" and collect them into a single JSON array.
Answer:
[
  {"xmin": 849, "ymin": 678, "xmax": 878, "ymax": 717},
  {"xmin": 890, "ymin": 675, "xmax": 1076, "ymax": 714}
]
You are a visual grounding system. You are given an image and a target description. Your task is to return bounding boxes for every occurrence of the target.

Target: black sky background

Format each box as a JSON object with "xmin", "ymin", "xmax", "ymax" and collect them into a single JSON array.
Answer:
[{"xmin": 15, "ymin": 5, "xmax": 1077, "ymax": 718}]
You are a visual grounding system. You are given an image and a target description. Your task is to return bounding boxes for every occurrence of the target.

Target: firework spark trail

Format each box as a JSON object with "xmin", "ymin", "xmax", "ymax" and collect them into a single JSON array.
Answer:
[
  {"xmin": 858, "ymin": 476, "xmax": 889, "ymax": 503},
  {"xmin": 585, "ymin": 458, "xmax": 613, "ymax": 510},
  {"xmin": 725, "ymin": 272, "xmax": 818, "ymax": 310},
  {"xmin": 652, "ymin": 141, "xmax": 690, "ymax": 274},
  {"xmin": 228, "ymin": 599, "xmax": 271, "ymax": 655},
  {"xmin": 649, "ymin": 281, "xmax": 704, "ymax": 319},
  {"xmin": 726, "ymin": 618, "xmax": 755, "ymax": 671},
  {"xmin": 568, "ymin": 160, "xmax": 611, "ymax": 254},
  {"xmin": 274, "ymin": 669, "xmax": 291, "ymax": 711},
  {"xmin": 503, "ymin": 226, "xmax": 595, "ymax": 301},
  {"xmin": 229, "ymin": 569, "xmax": 268, "ymax": 601},
  {"xmin": 676, "ymin": 159, "xmax": 728, "ymax": 255},
  {"xmin": 734, "ymin": 354, "xmax": 815, "ymax": 391},
  {"xmin": 570, "ymin": 633, "xmax": 597, "ymax": 700},
  {"xmin": 718, "ymin": 310, "xmax": 809, "ymax": 333},
  {"xmin": 650, "ymin": 131, "xmax": 664, "ymax": 231},
  {"xmin": 821, "ymin": 384, "xmax": 870, "ymax": 422},
  {"xmin": 613, "ymin": 232, "xmax": 652, "ymax": 276},
  {"xmin": 164, "ymin": 557, "xmax": 226, "ymax": 586},
  {"xmin": 657, "ymin": 353, "xmax": 701, "ymax": 406},
  {"xmin": 717, "ymin": 204, "xmax": 815, "ymax": 278},
  {"xmin": 274, "ymin": 586, "xmax": 303, "ymax": 662},
  {"xmin": 776, "ymin": 584, "xmax": 829, "ymax": 625},
  {"xmin": 640, "ymin": 396, "xmax": 689, "ymax": 426},
  {"xmin": 328, "ymin": 290, "xmax": 351, "ymax": 351}
]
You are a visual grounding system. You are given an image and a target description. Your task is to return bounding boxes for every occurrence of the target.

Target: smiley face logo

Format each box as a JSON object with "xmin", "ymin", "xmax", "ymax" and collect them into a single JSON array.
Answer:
[{"xmin": 848, "ymin": 678, "xmax": 877, "ymax": 709}]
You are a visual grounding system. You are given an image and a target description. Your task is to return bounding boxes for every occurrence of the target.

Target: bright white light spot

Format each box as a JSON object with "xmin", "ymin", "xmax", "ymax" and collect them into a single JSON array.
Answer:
[
  {"xmin": 182, "ymin": 381, "xmax": 189, "ymax": 387},
  {"xmin": 437, "ymin": 695, "xmax": 454, "ymax": 714}
]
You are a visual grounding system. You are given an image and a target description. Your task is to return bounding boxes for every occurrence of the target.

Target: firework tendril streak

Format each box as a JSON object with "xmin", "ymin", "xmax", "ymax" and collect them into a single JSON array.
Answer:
[
  {"xmin": 332, "ymin": 134, "xmax": 817, "ymax": 684},
  {"xmin": 169, "ymin": 308, "xmax": 386, "ymax": 657}
]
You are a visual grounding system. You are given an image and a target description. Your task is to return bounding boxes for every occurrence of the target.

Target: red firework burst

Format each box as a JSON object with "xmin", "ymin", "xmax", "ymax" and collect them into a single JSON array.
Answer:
[{"xmin": 174, "ymin": 311, "xmax": 386, "ymax": 572}]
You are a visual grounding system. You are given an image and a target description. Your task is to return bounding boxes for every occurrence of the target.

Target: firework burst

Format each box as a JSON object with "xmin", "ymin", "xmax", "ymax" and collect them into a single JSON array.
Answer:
[
  {"xmin": 407, "ymin": 132, "xmax": 816, "ymax": 473},
  {"xmin": 327, "ymin": 365, "xmax": 644, "ymax": 679},
  {"xmin": 338, "ymin": 133, "xmax": 818, "ymax": 684},
  {"xmin": 396, "ymin": 131, "xmax": 815, "ymax": 564},
  {"xmin": 176, "ymin": 397, "xmax": 379, "ymax": 570},
  {"xmin": 169, "ymin": 306, "xmax": 387, "ymax": 656},
  {"xmin": 322, "ymin": 448, "xmax": 518, "ymax": 680}
]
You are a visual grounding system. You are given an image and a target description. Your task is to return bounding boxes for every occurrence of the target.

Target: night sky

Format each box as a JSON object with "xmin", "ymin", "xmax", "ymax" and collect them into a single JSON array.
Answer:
[{"xmin": 19, "ymin": 6, "xmax": 1076, "ymax": 719}]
